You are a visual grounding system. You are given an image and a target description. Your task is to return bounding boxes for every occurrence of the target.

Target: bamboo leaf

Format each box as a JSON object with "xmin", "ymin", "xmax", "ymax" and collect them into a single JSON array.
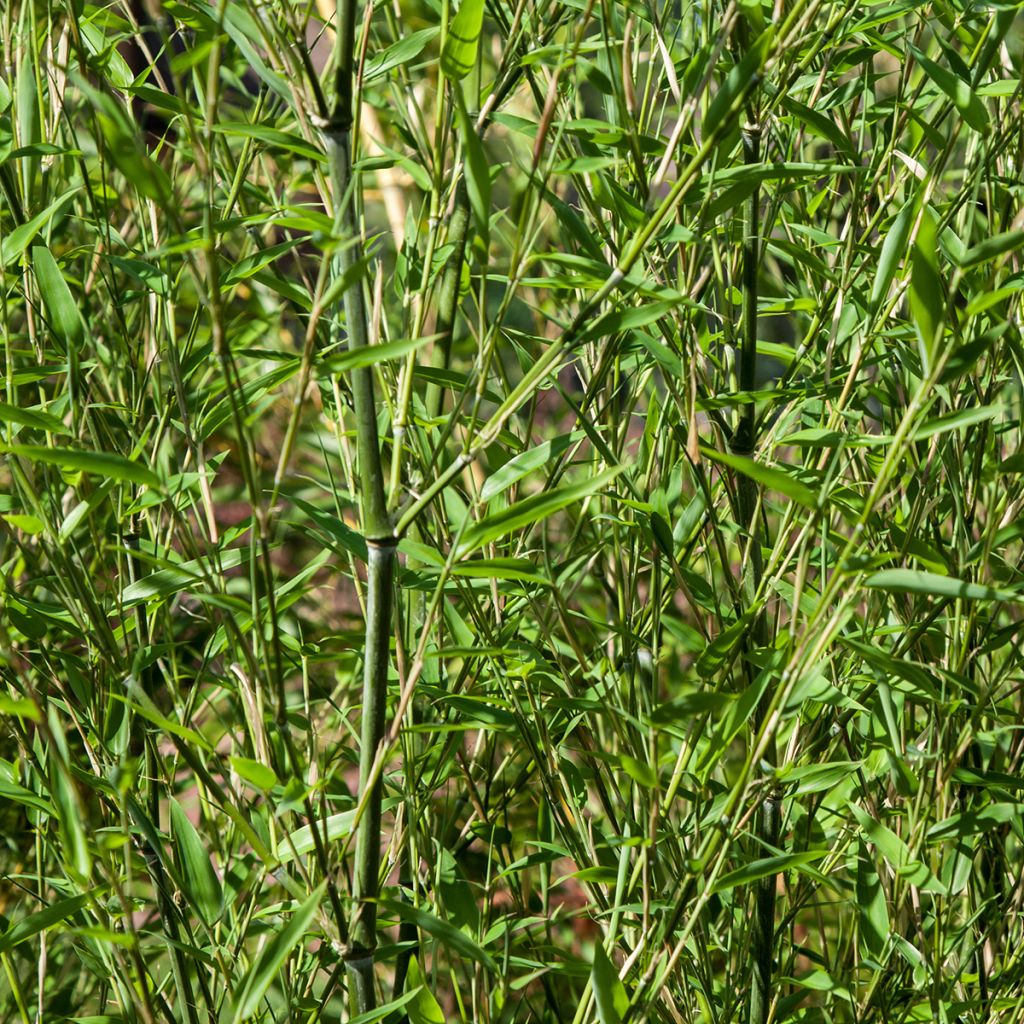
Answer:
[
  {"xmin": 1, "ymin": 445, "xmax": 160, "ymax": 488},
  {"xmin": 481, "ymin": 434, "xmax": 582, "ymax": 502},
  {"xmin": 909, "ymin": 208, "xmax": 944, "ymax": 370},
  {"xmin": 380, "ymin": 899, "xmax": 496, "ymax": 971},
  {"xmin": 911, "ymin": 46, "xmax": 989, "ymax": 135},
  {"xmin": 870, "ymin": 197, "xmax": 916, "ymax": 313},
  {"xmin": 121, "ymin": 545, "xmax": 258, "ymax": 605},
  {"xmin": 0, "ymin": 401, "xmax": 69, "ymax": 435},
  {"xmin": 230, "ymin": 756, "xmax": 279, "ymax": 791},
  {"xmin": 701, "ymin": 446, "xmax": 818, "ymax": 509},
  {"xmin": 317, "ymin": 333, "xmax": 434, "ymax": 375},
  {"xmin": 49, "ymin": 757, "xmax": 91, "ymax": 882},
  {"xmin": 406, "ymin": 956, "xmax": 445, "ymax": 1024},
  {"xmin": 592, "ymin": 942, "xmax": 629, "ymax": 1024},
  {"xmin": 0, "ymin": 893, "xmax": 93, "ymax": 955},
  {"xmin": 455, "ymin": 465, "xmax": 625, "ymax": 557},
  {"xmin": 441, "ymin": 0, "xmax": 485, "ymax": 80},
  {"xmin": 364, "ymin": 27, "xmax": 439, "ymax": 82},
  {"xmin": 229, "ymin": 884, "xmax": 325, "ymax": 1024},
  {"xmin": 169, "ymin": 799, "xmax": 223, "ymax": 925},
  {"xmin": 1, "ymin": 188, "xmax": 78, "ymax": 267},
  {"xmin": 711, "ymin": 851, "xmax": 827, "ymax": 893},
  {"xmin": 279, "ymin": 811, "xmax": 356, "ymax": 865},
  {"xmin": 32, "ymin": 246, "xmax": 84, "ymax": 351},
  {"xmin": 457, "ymin": 100, "xmax": 491, "ymax": 237},
  {"xmin": 864, "ymin": 569, "xmax": 1019, "ymax": 603},
  {"xmin": 223, "ymin": 239, "xmax": 304, "ymax": 286},
  {"xmin": 856, "ymin": 840, "xmax": 888, "ymax": 958},
  {"xmin": 960, "ymin": 229, "xmax": 1024, "ymax": 269},
  {"xmin": 704, "ymin": 29, "xmax": 773, "ymax": 135},
  {"xmin": 913, "ymin": 405, "xmax": 999, "ymax": 439}
]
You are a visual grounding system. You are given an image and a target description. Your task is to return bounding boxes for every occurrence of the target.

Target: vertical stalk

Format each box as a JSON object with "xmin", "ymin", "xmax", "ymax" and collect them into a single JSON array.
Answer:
[
  {"xmin": 325, "ymin": 0, "xmax": 396, "ymax": 1011},
  {"xmin": 733, "ymin": 120, "xmax": 778, "ymax": 1024}
]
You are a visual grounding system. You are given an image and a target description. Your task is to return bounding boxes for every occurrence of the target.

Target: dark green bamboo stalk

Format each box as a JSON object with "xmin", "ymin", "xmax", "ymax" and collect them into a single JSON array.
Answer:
[
  {"xmin": 733, "ymin": 120, "xmax": 778, "ymax": 1024},
  {"xmin": 324, "ymin": 0, "xmax": 396, "ymax": 1012}
]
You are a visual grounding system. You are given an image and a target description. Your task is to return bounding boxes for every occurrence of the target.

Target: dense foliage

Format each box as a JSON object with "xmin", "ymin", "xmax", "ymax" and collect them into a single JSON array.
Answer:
[{"xmin": 2, "ymin": 0, "xmax": 1024, "ymax": 1022}]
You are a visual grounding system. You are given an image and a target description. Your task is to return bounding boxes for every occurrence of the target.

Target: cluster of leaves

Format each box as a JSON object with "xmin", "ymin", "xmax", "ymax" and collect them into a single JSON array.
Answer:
[{"xmin": 2, "ymin": 0, "xmax": 1024, "ymax": 1022}]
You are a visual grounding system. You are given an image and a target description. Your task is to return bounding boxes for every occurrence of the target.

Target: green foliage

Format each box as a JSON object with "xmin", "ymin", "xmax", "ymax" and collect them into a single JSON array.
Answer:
[{"xmin": 1, "ymin": 0, "xmax": 1024, "ymax": 1023}]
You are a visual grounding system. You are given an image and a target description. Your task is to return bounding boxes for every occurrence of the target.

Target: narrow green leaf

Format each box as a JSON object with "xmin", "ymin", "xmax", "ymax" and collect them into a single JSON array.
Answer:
[
  {"xmin": 960, "ymin": 229, "xmax": 1024, "ymax": 269},
  {"xmin": 619, "ymin": 754, "xmax": 657, "ymax": 789},
  {"xmin": 441, "ymin": 0, "xmax": 485, "ymax": 80},
  {"xmin": 406, "ymin": 956, "xmax": 445, "ymax": 1024},
  {"xmin": 780, "ymin": 96, "xmax": 854, "ymax": 155},
  {"xmin": 220, "ymin": 7, "xmax": 292, "ymax": 101},
  {"xmin": 704, "ymin": 29, "xmax": 773, "ymax": 135},
  {"xmin": 348, "ymin": 990, "xmax": 422, "ymax": 1024},
  {"xmin": 50, "ymin": 758, "xmax": 91, "ymax": 881},
  {"xmin": 379, "ymin": 899, "xmax": 496, "ymax": 971},
  {"xmin": 449, "ymin": 558, "xmax": 550, "ymax": 584},
  {"xmin": 223, "ymin": 239, "xmax": 303, "ymax": 286},
  {"xmin": 850, "ymin": 804, "xmax": 945, "ymax": 894},
  {"xmin": 287, "ymin": 497, "xmax": 367, "ymax": 560},
  {"xmin": 169, "ymin": 799, "xmax": 223, "ymax": 924},
  {"xmin": 911, "ymin": 46, "xmax": 989, "ymax": 135},
  {"xmin": 0, "ymin": 402, "xmax": 69, "ymax": 435},
  {"xmin": 909, "ymin": 208, "xmax": 944, "ymax": 370},
  {"xmin": 1, "ymin": 188, "xmax": 78, "ymax": 267},
  {"xmin": 455, "ymin": 465, "xmax": 625, "ymax": 557},
  {"xmin": 2, "ymin": 445, "xmax": 160, "ymax": 488},
  {"xmin": 213, "ymin": 122, "xmax": 323, "ymax": 161},
  {"xmin": 75, "ymin": 81, "xmax": 172, "ymax": 201},
  {"xmin": 701, "ymin": 446, "xmax": 818, "ymax": 509},
  {"xmin": 0, "ymin": 778, "xmax": 55, "ymax": 817},
  {"xmin": 864, "ymin": 569, "xmax": 1018, "ymax": 603},
  {"xmin": 711, "ymin": 851, "xmax": 827, "ymax": 893},
  {"xmin": 121, "ymin": 545, "xmax": 258, "ymax": 605},
  {"xmin": 928, "ymin": 803, "xmax": 1024, "ymax": 841},
  {"xmin": 579, "ymin": 299, "xmax": 685, "ymax": 344},
  {"xmin": 364, "ymin": 27, "xmax": 439, "ymax": 82},
  {"xmin": 697, "ymin": 667, "xmax": 770, "ymax": 776},
  {"xmin": 115, "ymin": 693, "xmax": 213, "ymax": 751},
  {"xmin": 32, "ymin": 246, "xmax": 84, "ymax": 351},
  {"xmin": 230, "ymin": 756, "xmax": 279, "ymax": 791},
  {"xmin": 317, "ymin": 333, "xmax": 434, "ymax": 375},
  {"xmin": 229, "ymin": 884, "xmax": 325, "ymax": 1024},
  {"xmin": 856, "ymin": 840, "xmax": 888, "ymax": 958},
  {"xmin": 913, "ymin": 405, "xmax": 999, "ymax": 439},
  {"xmin": 279, "ymin": 811, "xmax": 356, "ymax": 865},
  {"xmin": 0, "ymin": 893, "xmax": 93, "ymax": 955},
  {"xmin": 778, "ymin": 761, "xmax": 862, "ymax": 796},
  {"xmin": 457, "ymin": 100, "xmax": 491, "ymax": 237},
  {"xmin": 592, "ymin": 942, "xmax": 629, "ymax": 1024},
  {"xmin": 870, "ymin": 197, "xmax": 916, "ymax": 314},
  {"xmin": 480, "ymin": 433, "xmax": 581, "ymax": 502}
]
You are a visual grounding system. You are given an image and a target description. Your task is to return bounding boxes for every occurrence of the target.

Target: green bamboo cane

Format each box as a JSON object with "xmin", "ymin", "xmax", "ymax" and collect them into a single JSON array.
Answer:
[
  {"xmin": 323, "ymin": 0, "xmax": 396, "ymax": 1011},
  {"xmin": 732, "ymin": 120, "xmax": 779, "ymax": 1024}
]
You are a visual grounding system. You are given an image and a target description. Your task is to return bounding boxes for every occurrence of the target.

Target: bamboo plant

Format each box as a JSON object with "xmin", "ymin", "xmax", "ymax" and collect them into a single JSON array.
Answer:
[{"xmin": 1, "ymin": 2, "xmax": 1024, "ymax": 1024}]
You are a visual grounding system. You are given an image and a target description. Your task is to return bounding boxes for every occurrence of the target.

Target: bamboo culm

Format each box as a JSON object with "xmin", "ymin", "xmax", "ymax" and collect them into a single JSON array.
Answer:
[
  {"xmin": 734, "ymin": 121, "xmax": 779, "ymax": 1024},
  {"xmin": 325, "ymin": 0, "xmax": 396, "ymax": 1011}
]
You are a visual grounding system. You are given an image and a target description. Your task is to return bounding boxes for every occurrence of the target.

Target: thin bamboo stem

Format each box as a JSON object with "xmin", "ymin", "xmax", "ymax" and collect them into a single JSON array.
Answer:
[
  {"xmin": 733, "ymin": 120, "xmax": 778, "ymax": 1024},
  {"xmin": 325, "ymin": 0, "xmax": 396, "ymax": 1011}
]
